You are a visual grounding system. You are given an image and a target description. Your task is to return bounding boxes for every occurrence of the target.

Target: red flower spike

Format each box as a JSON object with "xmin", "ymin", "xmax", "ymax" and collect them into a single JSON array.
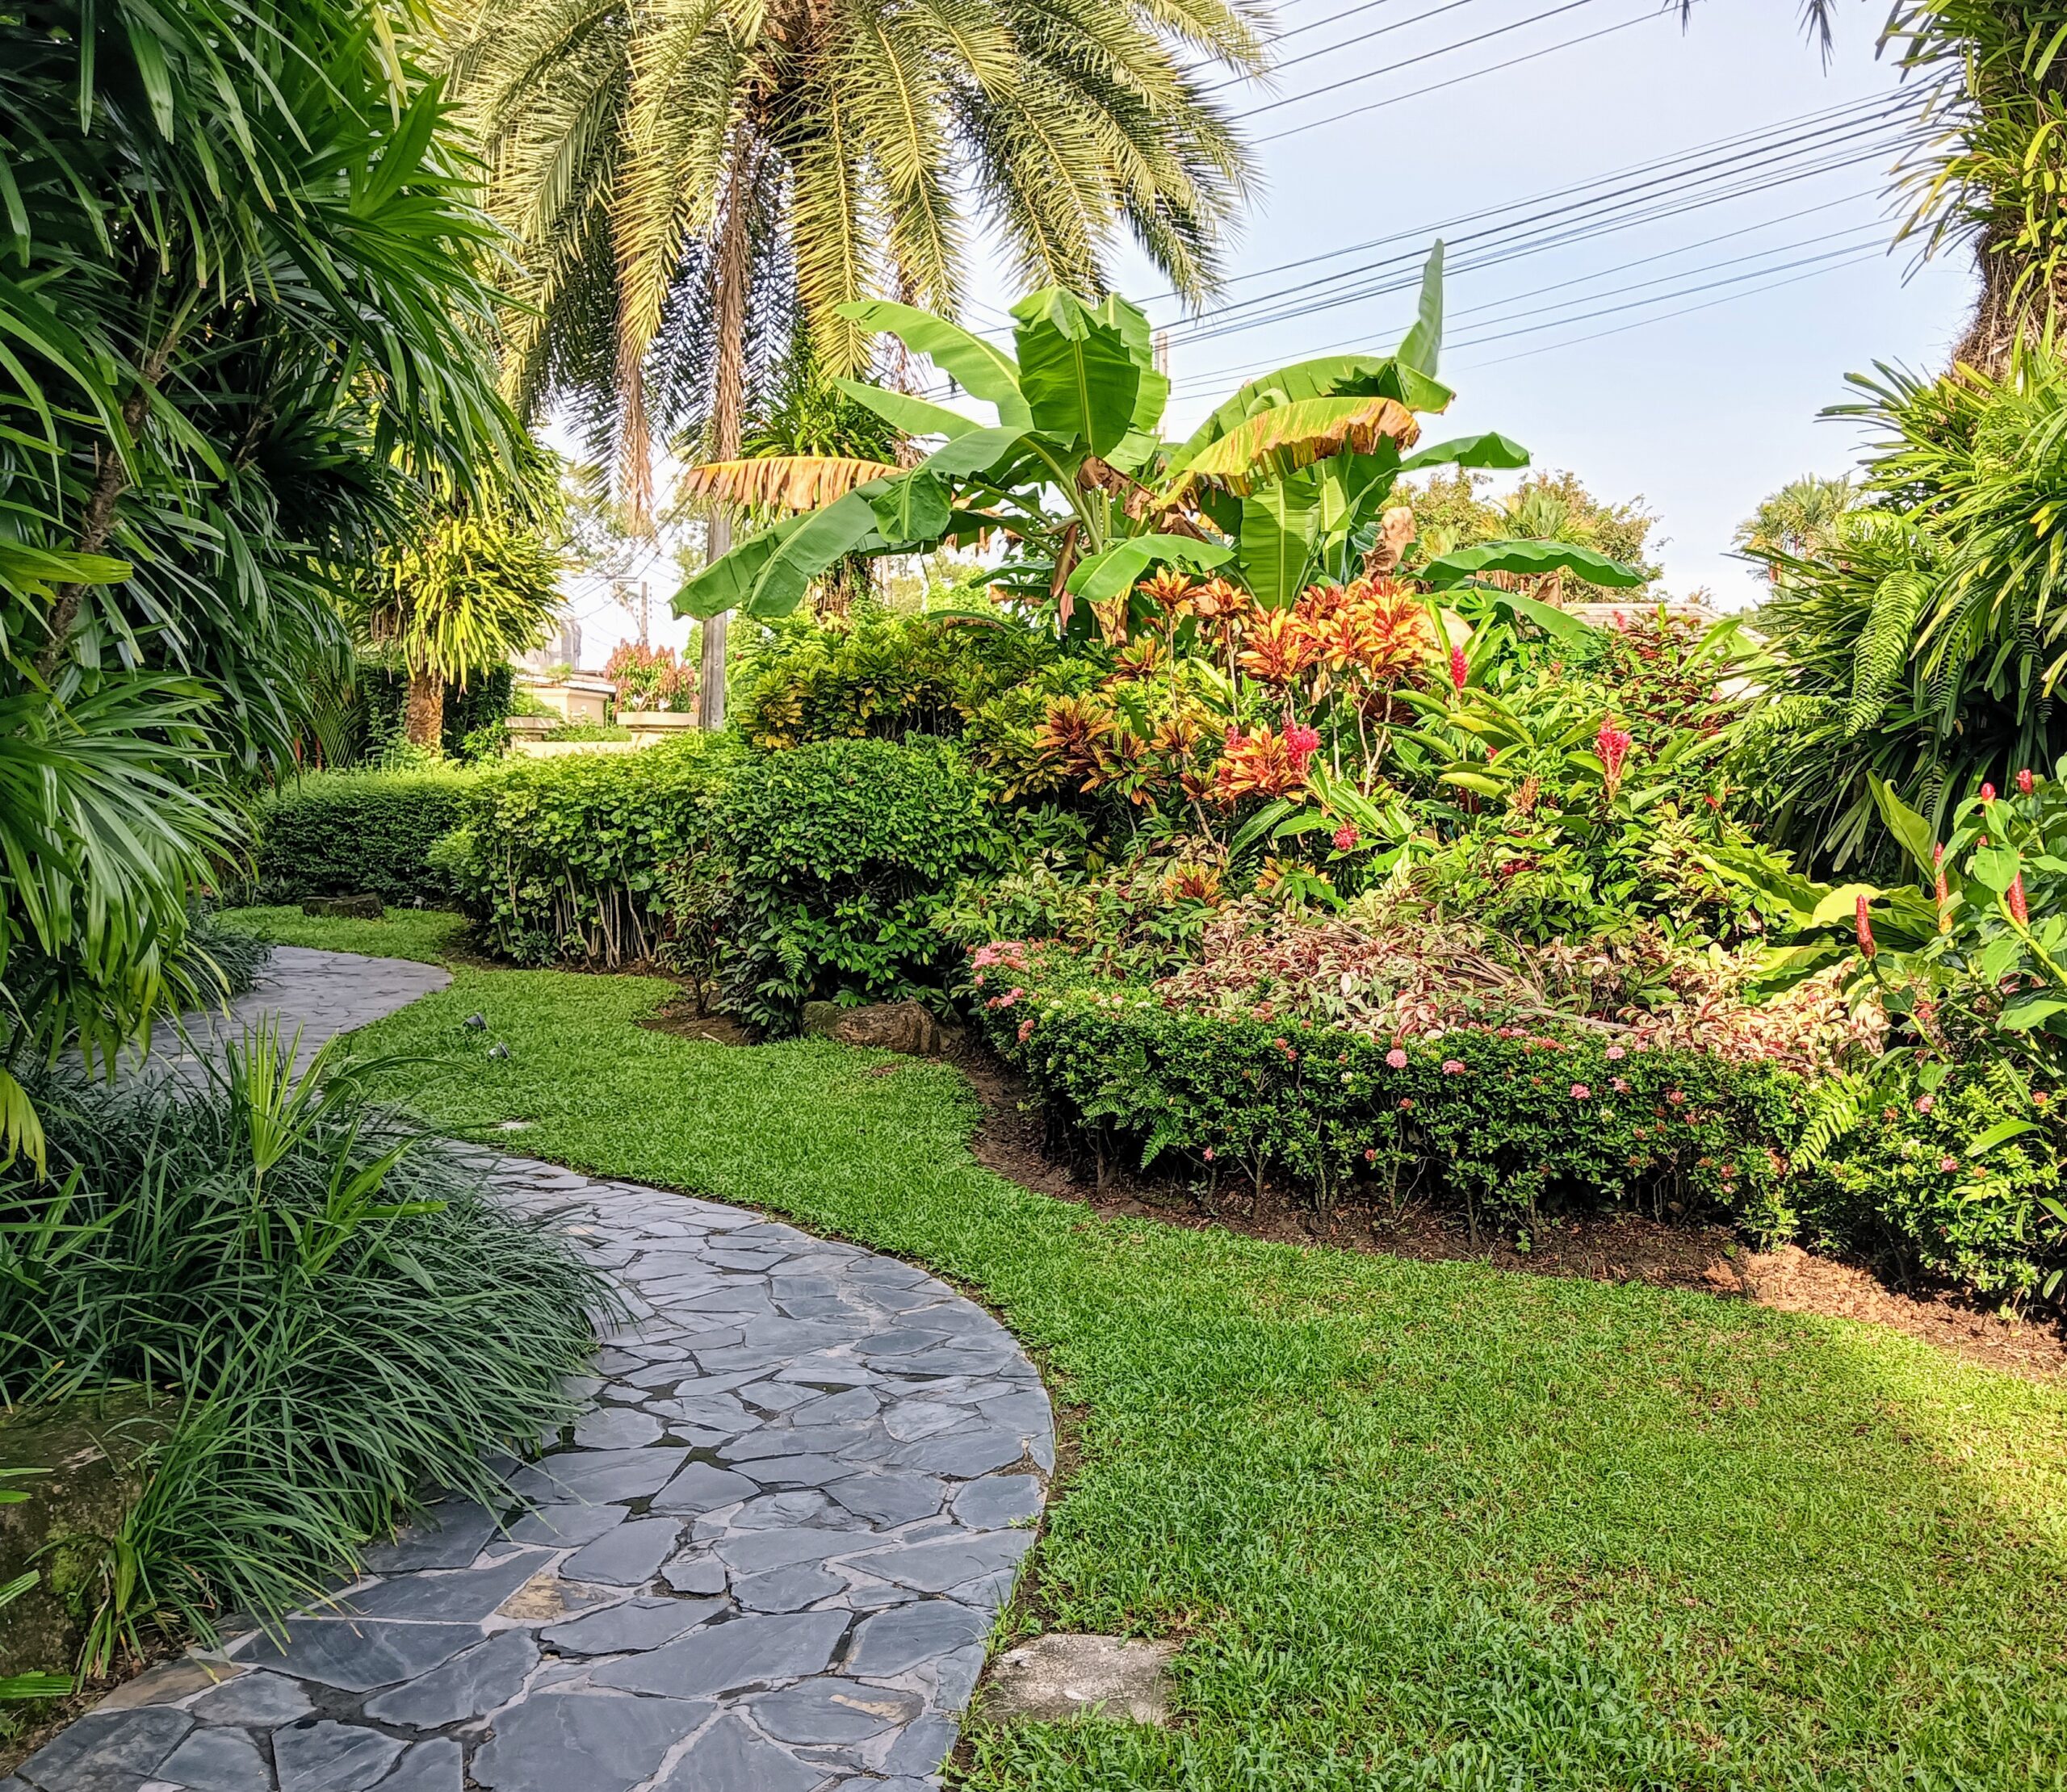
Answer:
[
  {"xmin": 1855, "ymin": 894, "xmax": 1876, "ymax": 958},
  {"xmin": 2019, "ymin": 768, "xmax": 2036, "ymax": 795},
  {"xmin": 2010, "ymin": 873, "xmax": 2030, "ymax": 926},
  {"xmin": 1449, "ymin": 644, "xmax": 1470, "ymax": 690}
]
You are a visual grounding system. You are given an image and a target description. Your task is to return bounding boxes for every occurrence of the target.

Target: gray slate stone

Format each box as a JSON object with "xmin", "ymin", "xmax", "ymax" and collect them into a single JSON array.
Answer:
[
  {"xmin": 571, "ymin": 1408, "xmax": 663, "ymax": 1450},
  {"xmin": 589, "ymin": 1612, "xmax": 848, "ymax": 1698},
  {"xmin": 542, "ymin": 1597, "xmax": 722, "ymax": 1656},
  {"xmin": 371, "ymin": 1741, "xmax": 460, "ymax": 1792},
  {"xmin": 274, "ymin": 1723, "xmax": 405, "ymax": 1792},
  {"xmin": 21, "ymin": 1706, "xmax": 192, "ymax": 1792},
  {"xmin": 333, "ymin": 1551, "xmax": 549, "ymax": 1622},
  {"xmin": 156, "ymin": 1726, "xmax": 272, "ymax": 1792},
  {"xmin": 470, "ymin": 1694, "xmax": 711, "ymax": 1792},
  {"xmin": 653, "ymin": 1715, "xmax": 825, "ymax": 1792},
  {"xmin": 505, "ymin": 1503, "xmax": 625, "ymax": 1547},
  {"xmin": 649, "ymin": 1461, "xmax": 756, "ymax": 1514},
  {"xmin": 748, "ymin": 1678, "xmax": 922, "ymax": 1744},
  {"xmin": 825, "ymin": 1472, "xmax": 945, "ymax": 1527},
  {"xmin": 360, "ymin": 1502, "xmax": 500, "ymax": 1573},
  {"xmin": 660, "ymin": 1554, "xmax": 727, "ymax": 1596},
  {"xmin": 189, "ymin": 1672, "xmax": 314, "ymax": 1728},
  {"xmin": 951, "ymin": 1475, "xmax": 1043, "ymax": 1530},
  {"xmin": 561, "ymin": 1516, "xmax": 679, "ymax": 1586},
  {"xmin": 846, "ymin": 1601, "xmax": 992, "ymax": 1676},
  {"xmin": 730, "ymin": 1564, "xmax": 845, "ymax": 1613},
  {"xmin": 362, "ymin": 1629, "xmax": 539, "ymax": 1727},
  {"xmin": 846, "ymin": 1530, "xmax": 1032, "ymax": 1594},
  {"xmin": 237, "ymin": 1621, "xmax": 484, "ymax": 1693}
]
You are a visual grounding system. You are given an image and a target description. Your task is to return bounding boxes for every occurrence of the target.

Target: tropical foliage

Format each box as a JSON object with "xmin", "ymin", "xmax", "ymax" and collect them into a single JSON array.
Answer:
[
  {"xmin": 1, "ymin": 0, "xmax": 514, "ymax": 1161},
  {"xmin": 1741, "ymin": 347, "xmax": 2067, "ymax": 867}
]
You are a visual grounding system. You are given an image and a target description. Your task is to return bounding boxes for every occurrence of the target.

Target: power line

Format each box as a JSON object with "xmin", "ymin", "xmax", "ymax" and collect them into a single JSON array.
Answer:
[{"xmin": 1198, "ymin": 0, "xmax": 1482, "ymax": 96}]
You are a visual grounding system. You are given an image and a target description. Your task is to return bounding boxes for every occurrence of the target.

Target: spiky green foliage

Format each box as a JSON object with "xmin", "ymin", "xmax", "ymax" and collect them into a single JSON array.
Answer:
[
  {"xmin": 443, "ymin": 0, "xmax": 1264, "ymax": 473},
  {"xmin": 1742, "ymin": 348, "xmax": 2067, "ymax": 869},
  {"xmin": 1733, "ymin": 472, "xmax": 1862, "ymax": 578},
  {"xmin": 0, "ymin": 0, "xmax": 517, "ymax": 1154},
  {"xmin": 0, "ymin": 1028, "xmax": 605, "ymax": 1663}
]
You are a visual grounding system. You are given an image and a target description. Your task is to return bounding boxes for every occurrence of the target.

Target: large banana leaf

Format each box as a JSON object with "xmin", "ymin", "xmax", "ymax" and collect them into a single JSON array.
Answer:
[
  {"xmin": 1176, "ymin": 356, "xmax": 1453, "ymax": 468},
  {"xmin": 1011, "ymin": 289, "xmax": 1142, "ymax": 459},
  {"xmin": 678, "ymin": 456, "xmax": 904, "ymax": 513},
  {"xmin": 1399, "ymin": 432, "xmax": 1532, "ymax": 471},
  {"xmin": 1167, "ymin": 395, "xmax": 1419, "ymax": 499},
  {"xmin": 1091, "ymin": 293, "xmax": 1171, "ymax": 473},
  {"xmin": 1064, "ymin": 534, "xmax": 1235, "ymax": 604},
  {"xmin": 869, "ymin": 471, "xmax": 952, "ymax": 544},
  {"xmin": 836, "ymin": 299, "xmax": 1031, "ymax": 426},
  {"xmin": 676, "ymin": 492, "xmax": 884, "ymax": 620},
  {"xmin": 832, "ymin": 379, "xmax": 982, "ymax": 441},
  {"xmin": 1423, "ymin": 538, "xmax": 1648, "ymax": 589},
  {"xmin": 1397, "ymin": 241, "xmax": 1444, "ymax": 378},
  {"xmin": 1239, "ymin": 472, "xmax": 1323, "ymax": 609}
]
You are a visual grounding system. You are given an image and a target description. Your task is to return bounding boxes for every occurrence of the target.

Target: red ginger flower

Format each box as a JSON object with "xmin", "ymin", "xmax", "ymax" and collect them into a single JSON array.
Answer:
[
  {"xmin": 2020, "ymin": 768, "xmax": 2036, "ymax": 794},
  {"xmin": 1284, "ymin": 722, "xmax": 1321, "ymax": 771},
  {"xmin": 1982, "ymin": 781, "xmax": 1998, "ymax": 801},
  {"xmin": 1332, "ymin": 823, "xmax": 1361, "ymax": 852},
  {"xmin": 1595, "ymin": 718, "xmax": 1633, "ymax": 793},
  {"xmin": 2010, "ymin": 872, "xmax": 2030, "ymax": 925},
  {"xmin": 1855, "ymin": 894, "xmax": 1876, "ymax": 958},
  {"xmin": 1449, "ymin": 644, "xmax": 1470, "ymax": 690}
]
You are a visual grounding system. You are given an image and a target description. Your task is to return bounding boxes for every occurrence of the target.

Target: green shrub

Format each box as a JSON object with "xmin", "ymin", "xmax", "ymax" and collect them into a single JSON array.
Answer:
[
  {"xmin": 354, "ymin": 660, "xmax": 517, "ymax": 765},
  {"xmin": 0, "ymin": 1031, "xmax": 605, "ymax": 1660},
  {"xmin": 715, "ymin": 737, "xmax": 1001, "ymax": 1032},
  {"xmin": 435, "ymin": 736, "xmax": 738, "ymax": 967},
  {"xmin": 253, "ymin": 768, "xmax": 476, "ymax": 905},
  {"xmin": 734, "ymin": 608, "xmax": 1059, "ymax": 751}
]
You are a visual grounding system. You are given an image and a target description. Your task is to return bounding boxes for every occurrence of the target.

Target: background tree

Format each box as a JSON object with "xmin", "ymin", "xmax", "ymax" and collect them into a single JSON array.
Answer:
[
  {"xmin": 1734, "ymin": 474, "xmax": 1863, "ymax": 581},
  {"xmin": 354, "ymin": 461, "xmax": 567, "ymax": 747},
  {"xmin": 0, "ymin": 0, "xmax": 513, "ymax": 1159},
  {"xmin": 442, "ymin": 0, "xmax": 1265, "ymax": 725}
]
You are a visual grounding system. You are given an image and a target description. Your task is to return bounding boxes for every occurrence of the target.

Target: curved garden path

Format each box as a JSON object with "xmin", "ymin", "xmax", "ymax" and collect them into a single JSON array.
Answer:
[{"xmin": 13, "ymin": 948, "xmax": 1054, "ymax": 1792}]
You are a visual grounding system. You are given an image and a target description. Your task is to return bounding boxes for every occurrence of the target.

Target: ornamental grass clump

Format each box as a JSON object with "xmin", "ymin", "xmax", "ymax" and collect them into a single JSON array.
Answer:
[{"xmin": 0, "ymin": 1028, "xmax": 608, "ymax": 1665}]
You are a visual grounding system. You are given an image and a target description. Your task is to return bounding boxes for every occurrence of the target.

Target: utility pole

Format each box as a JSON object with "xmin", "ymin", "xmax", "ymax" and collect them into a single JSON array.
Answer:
[{"xmin": 639, "ymin": 580, "xmax": 650, "ymax": 649}]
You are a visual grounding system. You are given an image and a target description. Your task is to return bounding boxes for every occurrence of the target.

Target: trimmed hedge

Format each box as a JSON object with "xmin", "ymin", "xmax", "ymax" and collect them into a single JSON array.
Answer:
[
  {"xmin": 433, "ymin": 737, "xmax": 737, "ymax": 967},
  {"xmin": 253, "ymin": 768, "xmax": 476, "ymax": 905},
  {"xmin": 714, "ymin": 737, "xmax": 1000, "ymax": 1032}
]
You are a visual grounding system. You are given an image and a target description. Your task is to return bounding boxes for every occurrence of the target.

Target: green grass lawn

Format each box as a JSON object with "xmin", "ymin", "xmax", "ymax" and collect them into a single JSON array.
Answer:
[
  {"xmin": 222, "ymin": 909, "xmax": 2067, "ymax": 1790},
  {"xmin": 221, "ymin": 904, "xmax": 470, "ymax": 964}
]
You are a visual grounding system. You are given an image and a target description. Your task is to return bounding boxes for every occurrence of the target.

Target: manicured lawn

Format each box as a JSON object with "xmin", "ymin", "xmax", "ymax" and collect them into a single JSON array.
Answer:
[
  {"xmin": 222, "ymin": 903, "xmax": 469, "ymax": 964},
  {"xmin": 224, "ymin": 909, "xmax": 2067, "ymax": 1790}
]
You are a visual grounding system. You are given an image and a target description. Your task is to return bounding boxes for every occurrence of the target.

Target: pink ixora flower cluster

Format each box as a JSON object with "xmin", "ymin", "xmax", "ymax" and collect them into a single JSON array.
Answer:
[{"xmin": 1385, "ymin": 1046, "xmax": 1408, "ymax": 1069}]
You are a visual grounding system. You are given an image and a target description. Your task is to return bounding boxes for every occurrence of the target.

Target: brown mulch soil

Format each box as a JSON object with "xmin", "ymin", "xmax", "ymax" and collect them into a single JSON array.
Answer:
[{"xmin": 945, "ymin": 1036, "xmax": 2067, "ymax": 1380}]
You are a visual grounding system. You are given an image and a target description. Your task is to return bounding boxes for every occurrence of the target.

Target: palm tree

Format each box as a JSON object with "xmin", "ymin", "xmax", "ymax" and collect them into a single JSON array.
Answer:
[
  {"xmin": 1734, "ymin": 474, "xmax": 1862, "ymax": 581},
  {"xmin": 442, "ymin": 0, "xmax": 1264, "ymax": 722}
]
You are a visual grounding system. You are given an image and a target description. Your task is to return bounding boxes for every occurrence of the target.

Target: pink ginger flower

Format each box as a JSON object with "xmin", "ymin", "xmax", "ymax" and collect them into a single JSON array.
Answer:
[
  {"xmin": 1386, "ymin": 1047, "xmax": 1408, "ymax": 1070},
  {"xmin": 1595, "ymin": 719, "xmax": 1633, "ymax": 793},
  {"xmin": 1333, "ymin": 823, "xmax": 1361, "ymax": 852},
  {"xmin": 1449, "ymin": 644, "xmax": 1470, "ymax": 690},
  {"xmin": 1570, "ymin": 1083, "xmax": 1592, "ymax": 1099},
  {"xmin": 1982, "ymin": 781, "xmax": 1998, "ymax": 802},
  {"xmin": 2020, "ymin": 768, "xmax": 2036, "ymax": 795}
]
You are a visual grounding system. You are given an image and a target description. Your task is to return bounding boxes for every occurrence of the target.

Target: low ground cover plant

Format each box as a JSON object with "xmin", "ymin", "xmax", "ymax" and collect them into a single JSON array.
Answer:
[{"xmin": 0, "ymin": 1030, "xmax": 603, "ymax": 1663}]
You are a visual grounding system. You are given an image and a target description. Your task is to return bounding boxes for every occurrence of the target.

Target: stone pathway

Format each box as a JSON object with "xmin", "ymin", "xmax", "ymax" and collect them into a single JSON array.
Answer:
[{"xmin": 11, "ymin": 950, "xmax": 1053, "ymax": 1792}]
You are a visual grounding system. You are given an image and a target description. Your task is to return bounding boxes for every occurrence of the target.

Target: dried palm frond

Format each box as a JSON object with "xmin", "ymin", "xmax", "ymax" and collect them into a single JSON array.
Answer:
[{"xmin": 678, "ymin": 456, "xmax": 902, "ymax": 513}]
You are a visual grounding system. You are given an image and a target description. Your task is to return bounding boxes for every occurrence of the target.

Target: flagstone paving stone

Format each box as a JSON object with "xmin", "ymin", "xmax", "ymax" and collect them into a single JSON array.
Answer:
[{"xmin": 15, "ymin": 948, "xmax": 1051, "ymax": 1792}]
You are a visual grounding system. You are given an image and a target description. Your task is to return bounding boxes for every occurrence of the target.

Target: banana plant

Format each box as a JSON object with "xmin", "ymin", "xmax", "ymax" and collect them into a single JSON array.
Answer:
[{"xmin": 677, "ymin": 244, "xmax": 1632, "ymax": 626}]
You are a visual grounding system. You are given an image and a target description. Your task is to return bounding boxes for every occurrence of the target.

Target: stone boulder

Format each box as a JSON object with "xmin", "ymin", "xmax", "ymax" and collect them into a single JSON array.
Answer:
[
  {"xmin": 799, "ymin": 1000, "xmax": 945, "ymax": 1057},
  {"xmin": 301, "ymin": 894, "xmax": 383, "ymax": 920}
]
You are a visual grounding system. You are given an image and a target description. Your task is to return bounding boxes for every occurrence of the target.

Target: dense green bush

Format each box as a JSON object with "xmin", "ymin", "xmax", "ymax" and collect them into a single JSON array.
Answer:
[
  {"xmin": 254, "ymin": 768, "xmax": 476, "ymax": 905},
  {"xmin": 434, "ymin": 737, "xmax": 737, "ymax": 966},
  {"xmin": 355, "ymin": 661, "xmax": 517, "ymax": 764},
  {"xmin": 734, "ymin": 608, "xmax": 1061, "ymax": 752},
  {"xmin": 965, "ymin": 940, "xmax": 1800, "ymax": 1235},
  {"xmin": 715, "ymin": 737, "xmax": 1001, "ymax": 1032},
  {"xmin": 0, "ymin": 1032, "xmax": 604, "ymax": 1660}
]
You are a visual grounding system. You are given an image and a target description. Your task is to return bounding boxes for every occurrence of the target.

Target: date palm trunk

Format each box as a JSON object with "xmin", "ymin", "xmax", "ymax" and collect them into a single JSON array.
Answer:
[
  {"xmin": 697, "ymin": 132, "xmax": 760, "ymax": 731},
  {"xmin": 404, "ymin": 666, "xmax": 446, "ymax": 748}
]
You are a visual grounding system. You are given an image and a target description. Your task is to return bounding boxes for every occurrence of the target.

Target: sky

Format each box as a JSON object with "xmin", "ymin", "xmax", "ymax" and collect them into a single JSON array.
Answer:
[{"xmin": 562, "ymin": 0, "xmax": 1978, "ymax": 664}]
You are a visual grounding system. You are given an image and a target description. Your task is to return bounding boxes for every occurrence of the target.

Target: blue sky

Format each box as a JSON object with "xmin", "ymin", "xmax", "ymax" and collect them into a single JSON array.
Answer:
[
  {"xmin": 571, "ymin": 0, "xmax": 1977, "ymax": 660},
  {"xmin": 971, "ymin": 0, "xmax": 1979, "ymax": 608}
]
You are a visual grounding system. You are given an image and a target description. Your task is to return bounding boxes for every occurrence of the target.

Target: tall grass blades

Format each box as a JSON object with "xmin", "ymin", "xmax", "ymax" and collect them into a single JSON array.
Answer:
[{"xmin": 0, "ymin": 1028, "xmax": 609, "ymax": 1665}]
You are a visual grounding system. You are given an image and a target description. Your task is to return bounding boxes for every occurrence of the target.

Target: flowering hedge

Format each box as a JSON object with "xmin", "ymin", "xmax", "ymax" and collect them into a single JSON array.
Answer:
[{"xmin": 965, "ymin": 940, "xmax": 1804, "ymax": 1236}]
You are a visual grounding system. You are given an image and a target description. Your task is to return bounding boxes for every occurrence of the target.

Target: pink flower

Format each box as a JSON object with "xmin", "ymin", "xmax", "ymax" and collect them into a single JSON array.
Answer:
[
  {"xmin": 1605, "ymin": 1045, "xmax": 1626, "ymax": 1061},
  {"xmin": 2019, "ymin": 768, "xmax": 2036, "ymax": 795},
  {"xmin": 2010, "ymin": 873, "xmax": 2030, "ymax": 926},
  {"xmin": 1285, "ymin": 722, "xmax": 1321, "ymax": 770},
  {"xmin": 1855, "ymin": 894, "xmax": 1876, "ymax": 959},
  {"xmin": 1982, "ymin": 781, "xmax": 1998, "ymax": 802},
  {"xmin": 1398, "ymin": 1098, "xmax": 1415, "ymax": 1111},
  {"xmin": 1017, "ymin": 1018, "xmax": 1035, "ymax": 1042},
  {"xmin": 972, "ymin": 973, "xmax": 986, "ymax": 986},
  {"xmin": 1940, "ymin": 1156, "xmax": 1960, "ymax": 1173},
  {"xmin": 1441, "ymin": 1059, "xmax": 1465, "ymax": 1075},
  {"xmin": 2035, "ymin": 1091, "xmax": 2050, "ymax": 1106},
  {"xmin": 1595, "ymin": 719, "xmax": 1633, "ymax": 793},
  {"xmin": 1365, "ymin": 1147, "xmax": 1377, "ymax": 1161},
  {"xmin": 1667, "ymin": 1090, "xmax": 1687, "ymax": 1106},
  {"xmin": 1611, "ymin": 1077, "xmax": 1630, "ymax": 1093},
  {"xmin": 1332, "ymin": 823, "xmax": 1361, "ymax": 852},
  {"xmin": 1449, "ymin": 644, "xmax": 1470, "ymax": 690},
  {"xmin": 1915, "ymin": 1094, "xmax": 1935, "ymax": 1113},
  {"xmin": 1386, "ymin": 1047, "xmax": 1408, "ymax": 1069},
  {"xmin": 1203, "ymin": 1146, "xmax": 1215, "ymax": 1162},
  {"xmin": 1570, "ymin": 1083, "xmax": 1592, "ymax": 1099}
]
